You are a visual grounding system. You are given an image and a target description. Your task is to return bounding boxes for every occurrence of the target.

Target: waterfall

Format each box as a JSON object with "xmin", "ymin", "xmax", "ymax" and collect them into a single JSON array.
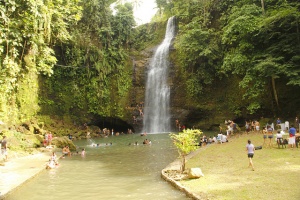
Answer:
[{"xmin": 143, "ymin": 16, "xmax": 176, "ymax": 133}]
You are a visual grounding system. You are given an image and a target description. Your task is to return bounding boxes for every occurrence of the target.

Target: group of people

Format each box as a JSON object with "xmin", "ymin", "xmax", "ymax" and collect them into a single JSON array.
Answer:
[
  {"xmin": 262, "ymin": 122, "xmax": 298, "ymax": 149},
  {"xmin": 198, "ymin": 133, "xmax": 228, "ymax": 147},
  {"xmin": 245, "ymin": 120, "xmax": 260, "ymax": 133},
  {"xmin": 246, "ymin": 117, "xmax": 299, "ymax": 172},
  {"xmin": 175, "ymin": 119, "xmax": 186, "ymax": 132},
  {"xmin": 128, "ymin": 139, "xmax": 152, "ymax": 146},
  {"xmin": 224, "ymin": 120, "xmax": 239, "ymax": 136},
  {"xmin": 131, "ymin": 102, "xmax": 144, "ymax": 125},
  {"xmin": 43, "ymin": 132, "xmax": 53, "ymax": 147}
]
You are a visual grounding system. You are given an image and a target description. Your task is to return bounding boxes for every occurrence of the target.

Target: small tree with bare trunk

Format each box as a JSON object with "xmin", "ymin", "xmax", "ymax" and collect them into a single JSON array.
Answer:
[{"xmin": 169, "ymin": 129, "xmax": 202, "ymax": 172}]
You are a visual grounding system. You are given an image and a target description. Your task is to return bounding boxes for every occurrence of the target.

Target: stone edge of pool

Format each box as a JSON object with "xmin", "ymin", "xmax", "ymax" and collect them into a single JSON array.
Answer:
[
  {"xmin": 161, "ymin": 148, "xmax": 204, "ymax": 200},
  {"xmin": 0, "ymin": 152, "xmax": 52, "ymax": 200}
]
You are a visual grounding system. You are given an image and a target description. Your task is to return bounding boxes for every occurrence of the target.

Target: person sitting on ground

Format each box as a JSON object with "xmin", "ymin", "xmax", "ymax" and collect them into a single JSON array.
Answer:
[
  {"xmin": 46, "ymin": 152, "xmax": 58, "ymax": 169},
  {"xmin": 51, "ymin": 152, "xmax": 58, "ymax": 164},
  {"xmin": 276, "ymin": 130, "xmax": 283, "ymax": 145},
  {"xmin": 221, "ymin": 134, "xmax": 228, "ymax": 143},
  {"xmin": 217, "ymin": 133, "xmax": 223, "ymax": 144},
  {"xmin": 207, "ymin": 137, "xmax": 213, "ymax": 144},
  {"xmin": 198, "ymin": 139, "xmax": 202, "ymax": 146},
  {"xmin": 212, "ymin": 136, "xmax": 217, "ymax": 143},
  {"xmin": 46, "ymin": 159, "xmax": 56, "ymax": 169},
  {"xmin": 202, "ymin": 135, "xmax": 207, "ymax": 146}
]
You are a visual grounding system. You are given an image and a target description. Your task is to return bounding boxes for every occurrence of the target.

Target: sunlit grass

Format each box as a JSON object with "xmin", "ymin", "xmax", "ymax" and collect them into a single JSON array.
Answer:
[{"xmin": 182, "ymin": 133, "xmax": 300, "ymax": 200}]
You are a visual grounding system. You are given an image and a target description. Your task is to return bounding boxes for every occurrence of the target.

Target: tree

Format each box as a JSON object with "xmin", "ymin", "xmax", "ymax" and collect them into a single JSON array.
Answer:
[
  {"xmin": 0, "ymin": 0, "xmax": 82, "ymax": 123},
  {"xmin": 221, "ymin": 2, "xmax": 300, "ymax": 114},
  {"xmin": 169, "ymin": 129, "xmax": 202, "ymax": 172}
]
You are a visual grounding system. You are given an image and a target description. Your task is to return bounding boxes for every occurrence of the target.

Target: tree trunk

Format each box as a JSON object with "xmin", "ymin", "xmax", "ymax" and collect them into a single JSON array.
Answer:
[
  {"xmin": 261, "ymin": 0, "xmax": 265, "ymax": 15},
  {"xmin": 181, "ymin": 155, "xmax": 186, "ymax": 172},
  {"xmin": 271, "ymin": 76, "xmax": 279, "ymax": 108}
]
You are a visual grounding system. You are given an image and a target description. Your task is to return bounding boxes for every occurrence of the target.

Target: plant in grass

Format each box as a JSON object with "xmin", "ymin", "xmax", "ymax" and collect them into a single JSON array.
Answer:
[{"xmin": 169, "ymin": 129, "xmax": 202, "ymax": 172}]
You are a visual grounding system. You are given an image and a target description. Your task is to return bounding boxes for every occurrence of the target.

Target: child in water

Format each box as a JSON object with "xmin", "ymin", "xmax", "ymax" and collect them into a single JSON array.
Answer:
[{"xmin": 81, "ymin": 148, "xmax": 85, "ymax": 157}]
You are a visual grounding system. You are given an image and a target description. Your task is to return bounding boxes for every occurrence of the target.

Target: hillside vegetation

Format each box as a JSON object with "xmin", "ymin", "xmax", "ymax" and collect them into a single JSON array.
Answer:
[{"xmin": 0, "ymin": 0, "xmax": 299, "ymax": 137}]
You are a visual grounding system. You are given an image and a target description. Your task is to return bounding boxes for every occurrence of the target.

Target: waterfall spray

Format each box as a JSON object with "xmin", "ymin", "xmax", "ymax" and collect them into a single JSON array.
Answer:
[{"xmin": 143, "ymin": 16, "xmax": 176, "ymax": 133}]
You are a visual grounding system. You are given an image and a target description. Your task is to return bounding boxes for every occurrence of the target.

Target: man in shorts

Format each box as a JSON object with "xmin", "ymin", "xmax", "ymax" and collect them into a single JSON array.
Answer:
[{"xmin": 246, "ymin": 139, "xmax": 255, "ymax": 171}]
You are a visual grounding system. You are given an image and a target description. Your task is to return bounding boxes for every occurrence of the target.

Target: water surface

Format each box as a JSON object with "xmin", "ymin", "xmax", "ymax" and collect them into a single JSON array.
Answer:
[{"xmin": 8, "ymin": 133, "xmax": 190, "ymax": 200}]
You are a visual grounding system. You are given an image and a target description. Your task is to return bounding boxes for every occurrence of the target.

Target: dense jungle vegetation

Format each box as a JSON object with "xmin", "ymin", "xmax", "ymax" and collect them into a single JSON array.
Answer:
[{"xmin": 0, "ymin": 0, "xmax": 299, "ymax": 133}]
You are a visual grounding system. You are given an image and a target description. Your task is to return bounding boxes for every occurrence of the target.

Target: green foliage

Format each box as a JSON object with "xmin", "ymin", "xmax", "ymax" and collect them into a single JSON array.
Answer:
[
  {"xmin": 0, "ymin": 0, "xmax": 82, "ymax": 123},
  {"xmin": 170, "ymin": 129, "xmax": 202, "ymax": 171},
  {"xmin": 131, "ymin": 20, "xmax": 167, "ymax": 51},
  {"xmin": 170, "ymin": 129, "xmax": 202, "ymax": 155},
  {"xmin": 7, "ymin": 131, "xmax": 41, "ymax": 151},
  {"xmin": 0, "ymin": 0, "xmax": 299, "ymax": 130},
  {"xmin": 221, "ymin": 1, "xmax": 300, "ymax": 114},
  {"xmin": 38, "ymin": 0, "xmax": 135, "ymax": 120},
  {"xmin": 111, "ymin": 3, "xmax": 136, "ymax": 48}
]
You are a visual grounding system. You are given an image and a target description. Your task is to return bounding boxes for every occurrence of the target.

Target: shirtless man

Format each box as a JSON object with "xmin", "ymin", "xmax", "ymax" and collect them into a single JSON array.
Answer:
[{"xmin": 62, "ymin": 146, "xmax": 71, "ymax": 157}]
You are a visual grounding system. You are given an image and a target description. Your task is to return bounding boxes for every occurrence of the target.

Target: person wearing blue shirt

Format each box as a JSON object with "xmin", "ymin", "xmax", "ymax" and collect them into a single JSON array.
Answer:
[
  {"xmin": 288, "ymin": 125, "xmax": 296, "ymax": 148},
  {"xmin": 276, "ymin": 118, "xmax": 281, "ymax": 128}
]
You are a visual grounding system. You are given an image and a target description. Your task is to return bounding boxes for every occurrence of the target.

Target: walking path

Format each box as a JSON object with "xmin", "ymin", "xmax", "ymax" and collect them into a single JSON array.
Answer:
[{"xmin": 0, "ymin": 151, "xmax": 50, "ymax": 199}]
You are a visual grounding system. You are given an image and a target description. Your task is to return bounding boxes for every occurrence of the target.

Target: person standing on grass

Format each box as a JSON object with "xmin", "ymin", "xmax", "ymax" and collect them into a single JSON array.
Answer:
[
  {"xmin": 267, "ymin": 125, "xmax": 274, "ymax": 148},
  {"xmin": 246, "ymin": 139, "xmax": 255, "ymax": 171},
  {"xmin": 288, "ymin": 125, "xmax": 296, "ymax": 149}
]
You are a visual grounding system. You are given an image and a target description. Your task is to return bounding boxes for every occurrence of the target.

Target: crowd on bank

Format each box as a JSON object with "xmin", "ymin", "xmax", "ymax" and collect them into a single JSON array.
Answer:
[
  {"xmin": 179, "ymin": 116, "xmax": 299, "ymax": 149},
  {"xmin": 232, "ymin": 117, "xmax": 299, "ymax": 149}
]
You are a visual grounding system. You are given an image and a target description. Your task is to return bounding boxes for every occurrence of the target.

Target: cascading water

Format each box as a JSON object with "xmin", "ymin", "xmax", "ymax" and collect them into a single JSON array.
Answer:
[{"xmin": 143, "ymin": 16, "xmax": 176, "ymax": 133}]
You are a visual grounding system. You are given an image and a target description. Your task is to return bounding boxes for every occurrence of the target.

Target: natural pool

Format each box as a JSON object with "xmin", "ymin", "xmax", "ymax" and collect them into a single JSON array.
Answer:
[{"xmin": 7, "ymin": 133, "xmax": 190, "ymax": 200}]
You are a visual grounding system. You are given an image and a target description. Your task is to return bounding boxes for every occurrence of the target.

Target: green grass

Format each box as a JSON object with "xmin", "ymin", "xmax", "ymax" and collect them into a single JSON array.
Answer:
[{"xmin": 182, "ymin": 133, "xmax": 300, "ymax": 200}]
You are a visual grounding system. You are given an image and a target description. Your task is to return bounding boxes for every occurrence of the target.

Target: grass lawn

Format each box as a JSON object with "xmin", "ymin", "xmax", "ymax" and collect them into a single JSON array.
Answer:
[{"xmin": 181, "ymin": 133, "xmax": 300, "ymax": 200}]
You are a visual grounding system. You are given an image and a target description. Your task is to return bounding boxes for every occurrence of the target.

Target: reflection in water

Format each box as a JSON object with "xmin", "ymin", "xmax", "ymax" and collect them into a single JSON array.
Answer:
[{"xmin": 7, "ymin": 134, "xmax": 190, "ymax": 200}]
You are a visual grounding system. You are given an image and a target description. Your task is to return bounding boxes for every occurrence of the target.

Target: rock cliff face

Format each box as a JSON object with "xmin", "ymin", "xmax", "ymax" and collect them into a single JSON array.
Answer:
[
  {"xmin": 125, "ymin": 45, "xmax": 244, "ymax": 133},
  {"xmin": 104, "ymin": 19, "xmax": 300, "ymax": 133},
  {"xmin": 126, "ymin": 43, "xmax": 193, "ymax": 133}
]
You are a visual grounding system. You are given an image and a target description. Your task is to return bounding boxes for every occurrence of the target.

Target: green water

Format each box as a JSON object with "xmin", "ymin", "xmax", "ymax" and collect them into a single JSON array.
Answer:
[{"xmin": 7, "ymin": 133, "xmax": 191, "ymax": 200}]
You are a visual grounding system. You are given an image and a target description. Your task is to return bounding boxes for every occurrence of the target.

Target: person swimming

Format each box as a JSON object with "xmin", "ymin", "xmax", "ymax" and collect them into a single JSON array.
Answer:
[{"xmin": 81, "ymin": 148, "xmax": 85, "ymax": 157}]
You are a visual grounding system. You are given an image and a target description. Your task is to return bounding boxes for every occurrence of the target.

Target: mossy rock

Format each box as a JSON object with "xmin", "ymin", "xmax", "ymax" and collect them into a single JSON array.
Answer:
[
  {"xmin": 16, "ymin": 125, "xmax": 32, "ymax": 135},
  {"xmin": 8, "ymin": 132, "xmax": 42, "ymax": 151},
  {"xmin": 35, "ymin": 134, "xmax": 44, "ymax": 143},
  {"xmin": 52, "ymin": 136, "xmax": 76, "ymax": 151}
]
